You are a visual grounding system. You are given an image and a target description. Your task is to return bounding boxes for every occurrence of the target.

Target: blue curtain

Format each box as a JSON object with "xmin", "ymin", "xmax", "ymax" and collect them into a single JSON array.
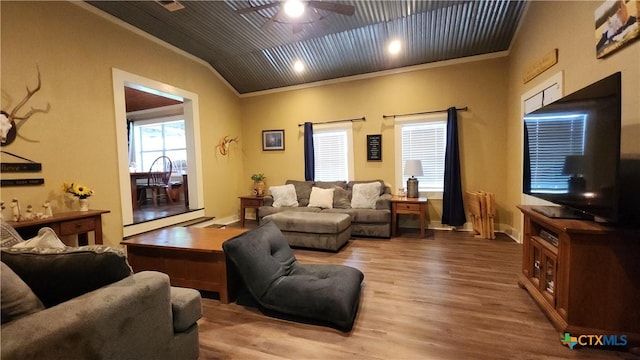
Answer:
[
  {"xmin": 304, "ymin": 122, "xmax": 315, "ymax": 181},
  {"xmin": 441, "ymin": 107, "xmax": 467, "ymax": 226}
]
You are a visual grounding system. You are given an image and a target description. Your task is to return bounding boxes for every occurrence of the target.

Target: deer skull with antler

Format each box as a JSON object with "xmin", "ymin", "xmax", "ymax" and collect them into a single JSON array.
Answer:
[{"xmin": 1, "ymin": 67, "xmax": 50, "ymax": 146}]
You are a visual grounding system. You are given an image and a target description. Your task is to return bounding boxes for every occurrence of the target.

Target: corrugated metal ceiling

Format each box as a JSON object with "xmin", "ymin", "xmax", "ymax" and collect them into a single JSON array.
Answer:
[{"xmin": 86, "ymin": 1, "xmax": 527, "ymax": 94}]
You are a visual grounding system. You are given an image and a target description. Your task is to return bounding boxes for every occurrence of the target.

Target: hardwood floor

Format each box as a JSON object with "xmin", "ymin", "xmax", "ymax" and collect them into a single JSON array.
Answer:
[
  {"xmin": 132, "ymin": 202, "xmax": 191, "ymax": 224},
  {"xmin": 197, "ymin": 225, "xmax": 635, "ymax": 359}
]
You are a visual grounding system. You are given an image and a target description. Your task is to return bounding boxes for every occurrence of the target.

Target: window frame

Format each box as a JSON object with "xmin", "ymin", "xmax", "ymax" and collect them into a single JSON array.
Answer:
[
  {"xmin": 131, "ymin": 115, "xmax": 187, "ymax": 177},
  {"xmin": 312, "ymin": 122, "xmax": 354, "ymax": 182},
  {"xmin": 394, "ymin": 113, "xmax": 447, "ymax": 199}
]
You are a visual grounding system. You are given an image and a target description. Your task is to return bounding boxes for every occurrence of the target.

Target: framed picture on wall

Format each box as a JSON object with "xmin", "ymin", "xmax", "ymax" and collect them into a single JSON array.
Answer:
[
  {"xmin": 595, "ymin": 0, "xmax": 640, "ymax": 58},
  {"xmin": 262, "ymin": 129, "xmax": 285, "ymax": 151}
]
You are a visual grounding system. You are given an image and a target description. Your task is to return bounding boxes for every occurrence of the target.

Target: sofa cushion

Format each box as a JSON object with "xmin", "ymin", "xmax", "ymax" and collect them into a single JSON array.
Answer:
[
  {"xmin": 1, "ymin": 221, "xmax": 24, "ymax": 248},
  {"xmin": 351, "ymin": 182, "xmax": 382, "ymax": 209},
  {"xmin": 264, "ymin": 212, "xmax": 350, "ymax": 234},
  {"xmin": 170, "ymin": 286, "xmax": 202, "ymax": 333},
  {"xmin": 324, "ymin": 208, "xmax": 391, "ymax": 223},
  {"xmin": 332, "ymin": 186, "xmax": 352, "ymax": 209},
  {"xmin": 285, "ymin": 180, "xmax": 314, "ymax": 206},
  {"xmin": 314, "ymin": 181, "xmax": 347, "ymax": 190},
  {"xmin": 1, "ymin": 262, "xmax": 45, "ymax": 324},
  {"xmin": 269, "ymin": 184, "xmax": 299, "ymax": 207},
  {"xmin": 259, "ymin": 206, "xmax": 321, "ymax": 219},
  {"xmin": 308, "ymin": 187, "xmax": 335, "ymax": 209},
  {"xmin": 1, "ymin": 246, "xmax": 133, "ymax": 308}
]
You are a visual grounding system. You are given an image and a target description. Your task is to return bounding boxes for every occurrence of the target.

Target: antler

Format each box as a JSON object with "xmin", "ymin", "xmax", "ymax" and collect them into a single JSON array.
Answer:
[
  {"xmin": 216, "ymin": 136, "xmax": 239, "ymax": 156},
  {"xmin": 10, "ymin": 66, "xmax": 50, "ymax": 122}
]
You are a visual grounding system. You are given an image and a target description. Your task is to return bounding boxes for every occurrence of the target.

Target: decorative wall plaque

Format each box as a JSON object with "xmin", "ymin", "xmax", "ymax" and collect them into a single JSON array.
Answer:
[{"xmin": 367, "ymin": 134, "xmax": 382, "ymax": 161}]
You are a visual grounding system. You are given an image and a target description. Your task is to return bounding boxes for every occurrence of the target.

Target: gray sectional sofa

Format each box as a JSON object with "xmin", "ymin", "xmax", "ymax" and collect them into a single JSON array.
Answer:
[{"xmin": 258, "ymin": 180, "xmax": 392, "ymax": 238}]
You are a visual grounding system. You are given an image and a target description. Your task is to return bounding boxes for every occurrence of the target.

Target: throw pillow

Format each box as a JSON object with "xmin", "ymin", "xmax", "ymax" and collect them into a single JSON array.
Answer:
[
  {"xmin": 1, "ymin": 246, "xmax": 133, "ymax": 308},
  {"xmin": 308, "ymin": 187, "xmax": 335, "ymax": 209},
  {"xmin": 285, "ymin": 180, "xmax": 313, "ymax": 206},
  {"xmin": 270, "ymin": 184, "xmax": 299, "ymax": 208},
  {"xmin": 12, "ymin": 227, "xmax": 66, "ymax": 249},
  {"xmin": 1, "ymin": 262, "xmax": 45, "ymax": 324},
  {"xmin": 333, "ymin": 186, "xmax": 352, "ymax": 209},
  {"xmin": 351, "ymin": 182, "xmax": 381, "ymax": 209},
  {"xmin": 1, "ymin": 220, "xmax": 24, "ymax": 248}
]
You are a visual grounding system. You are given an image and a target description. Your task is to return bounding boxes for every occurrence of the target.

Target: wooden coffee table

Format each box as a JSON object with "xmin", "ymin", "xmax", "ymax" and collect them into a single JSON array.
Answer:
[{"xmin": 121, "ymin": 226, "xmax": 247, "ymax": 303}]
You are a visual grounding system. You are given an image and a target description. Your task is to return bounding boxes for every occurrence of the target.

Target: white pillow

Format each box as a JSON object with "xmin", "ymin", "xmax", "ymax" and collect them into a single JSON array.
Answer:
[
  {"xmin": 308, "ymin": 187, "xmax": 335, "ymax": 209},
  {"xmin": 12, "ymin": 227, "xmax": 66, "ymax": 249},
  {"xmin": 351, "ymin": 182, "xmax": 381, "ymax": 209},
  {"xmin": 269, "ymin": 184, "xmax": 299, "ymax": 208}
]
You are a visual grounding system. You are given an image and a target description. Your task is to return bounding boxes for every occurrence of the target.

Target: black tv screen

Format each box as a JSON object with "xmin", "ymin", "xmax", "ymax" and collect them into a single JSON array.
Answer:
[{"xmin": 523, "ymin": 72, "xmax": 622, "ymax": 223}]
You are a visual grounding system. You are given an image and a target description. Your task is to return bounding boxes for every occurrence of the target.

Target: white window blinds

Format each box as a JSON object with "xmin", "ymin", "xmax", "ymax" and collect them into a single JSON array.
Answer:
[
  {"xmin": 313, "ymin": 128, "xmax": 349, "ymax": 181},
  {"xmin": 400, "ymin": 120, "xmax": 447, "ymax": 191}
]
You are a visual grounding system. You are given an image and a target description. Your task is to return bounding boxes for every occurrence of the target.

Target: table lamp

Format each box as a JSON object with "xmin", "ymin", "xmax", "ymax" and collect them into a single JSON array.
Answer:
[
  {"xmin": 404, "ymin": 159, "xmax": 423, "ymax": 198},
  {"xmin": 562, "ymin": 155, "xmax": 586, "ymax": 193}
]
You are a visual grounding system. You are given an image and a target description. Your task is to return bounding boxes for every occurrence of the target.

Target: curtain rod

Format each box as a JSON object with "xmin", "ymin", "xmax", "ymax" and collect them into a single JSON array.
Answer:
[
  {"xmin": 298, "ymin": 116, "xmax": 366, "ymax": 127},
  {"xmin": 382, "ymin": 106, "xmax": 468, "ymax": 119}
]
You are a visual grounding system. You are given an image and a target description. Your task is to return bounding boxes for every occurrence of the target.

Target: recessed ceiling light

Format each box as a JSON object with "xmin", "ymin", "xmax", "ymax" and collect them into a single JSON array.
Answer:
[
  {"xmin": 293, "ymin": 60, "xmax": 305, "ymax": 73},
  {"xmin": 388, "ymin": 40, "xmax": 401, "ymax": 55},
  {"xmin": 284, "ymin": 0, "xmax": 305, "ymax": 18}
]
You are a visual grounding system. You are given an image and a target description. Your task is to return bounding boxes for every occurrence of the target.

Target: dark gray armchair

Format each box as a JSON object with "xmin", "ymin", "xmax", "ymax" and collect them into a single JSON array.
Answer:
[{"xmin": 223, "ymin": 221, "xmax": 363, "ymax": 331}]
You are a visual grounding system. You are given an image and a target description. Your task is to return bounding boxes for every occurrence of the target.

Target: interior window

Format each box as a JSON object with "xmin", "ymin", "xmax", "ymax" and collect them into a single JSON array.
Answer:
[
  {"xmin": 313, "ymin": 123, "xmax": 353, "ymax": 181},
  {"xmin": 395, "ymin": 115, "xmax": 447, "ymax": 193},
  {"xmin": 132, "ymin": 119, "xmax": 187, "ymax": 181}
]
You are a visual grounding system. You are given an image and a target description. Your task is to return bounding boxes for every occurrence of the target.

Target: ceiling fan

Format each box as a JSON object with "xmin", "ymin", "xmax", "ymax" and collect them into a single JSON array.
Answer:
[{"xmin": 235, "ymin": 1, "xmax": 355, "ymax": 32}]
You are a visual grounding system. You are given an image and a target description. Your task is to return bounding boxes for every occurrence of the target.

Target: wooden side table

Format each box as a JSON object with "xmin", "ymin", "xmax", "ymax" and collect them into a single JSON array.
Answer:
[
  {"xmin": 8, "ymin": 209, "xmax": 110, "ymax": 246},
  {"xmin": 238, "ymin": 195, "xmax": 265, "ymax": 228},
  {"xmin": 391, "ymin": 196, "xmax": 428, "ymax": 237}
]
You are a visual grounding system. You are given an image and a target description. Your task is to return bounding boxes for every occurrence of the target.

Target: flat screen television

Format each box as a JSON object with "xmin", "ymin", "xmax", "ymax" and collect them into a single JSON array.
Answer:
[{"xmin": 523, "ymin": 72, "xmax": 628, "ymax": 223}]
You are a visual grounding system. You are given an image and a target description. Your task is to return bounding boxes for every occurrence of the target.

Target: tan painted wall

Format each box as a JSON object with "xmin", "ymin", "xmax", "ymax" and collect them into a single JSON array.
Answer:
[
  {"xmin": 240, "ymin": 58, "xmax": 511, "ymax": 225},
  {"xmin": 505, "ymin": 1, "xmax": 640, "ymax": 239},
  {"xmin": 0, "ymin": 2, "xmax": 242, "ymax": 246}
]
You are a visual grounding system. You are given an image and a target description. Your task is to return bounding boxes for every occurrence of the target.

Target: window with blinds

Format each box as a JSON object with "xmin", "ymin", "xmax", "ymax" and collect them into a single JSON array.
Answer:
[
  {"xmin": 400, "ymin": 120, "xmax": 447, "ymax": 191},
  {"xmin": 524, "ymin": 113, "xmax": 586, "ymax": 193},
  {"xmin": 313, "ymin": 128, "xmax": 349, "ymax": 181}
]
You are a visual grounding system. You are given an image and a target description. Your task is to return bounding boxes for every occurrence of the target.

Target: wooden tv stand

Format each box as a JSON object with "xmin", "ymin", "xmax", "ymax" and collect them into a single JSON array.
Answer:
[{"xmin": 518, "ymin": 205, "xmax": 640, "ymax": 347}]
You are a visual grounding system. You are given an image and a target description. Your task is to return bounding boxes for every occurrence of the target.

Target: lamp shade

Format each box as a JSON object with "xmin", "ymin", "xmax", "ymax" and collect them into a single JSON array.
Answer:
[{"xmin": 404, "ymin": 160, "xmax": 424, "ymax": 177}]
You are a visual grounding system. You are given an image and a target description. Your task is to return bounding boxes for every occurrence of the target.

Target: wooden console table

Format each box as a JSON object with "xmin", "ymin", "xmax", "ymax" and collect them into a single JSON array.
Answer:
[
  {"xmin": 8, "ymin": 209, "xmax": 110, "ymax": 246},
  {"xmin": 238, "ymin": 195, "xmax": 264, "ymax": 228},
  {"xmin": 391, "ymin": 196, "xmax": 429, "ymax": 237}
]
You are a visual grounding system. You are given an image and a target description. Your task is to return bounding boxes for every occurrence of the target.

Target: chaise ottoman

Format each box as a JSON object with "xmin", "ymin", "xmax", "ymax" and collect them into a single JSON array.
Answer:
[{"xmin": 263, "ymin": 212, "xmax": 351, "ymax": 251}]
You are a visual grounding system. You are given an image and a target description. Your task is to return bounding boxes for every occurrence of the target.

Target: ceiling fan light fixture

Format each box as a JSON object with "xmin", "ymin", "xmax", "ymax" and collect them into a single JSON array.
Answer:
[
  {"xmin": 284, "ymin": 0, "xmax": 305, "ymax": 18},
  {"xmin": 388, "ymin": 39, "xmax": 402, "ymax": 55},
  {"xmin": 293, "ymin": 60, "xmax": 305, "ymax": 73}
]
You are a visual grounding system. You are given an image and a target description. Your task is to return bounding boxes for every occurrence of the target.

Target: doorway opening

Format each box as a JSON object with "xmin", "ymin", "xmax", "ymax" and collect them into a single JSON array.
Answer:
[{"xmin": 112, "ymin": 68, "xmax": 205, "ymax": 237}]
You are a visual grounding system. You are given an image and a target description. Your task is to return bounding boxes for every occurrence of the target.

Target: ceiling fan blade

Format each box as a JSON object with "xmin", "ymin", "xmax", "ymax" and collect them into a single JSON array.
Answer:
[
  {"xmin": 260, "ymin": 7, "xmax": 285, "ymax": 29},
  {"xmin": 307, "ymin": 1, "xmax": 355, "ymax": 16},
  {"xmin": 235, "ymin": 2, "xmax": 280, "ymax": 14},
  {"xmin": 292, "ymin": 23, "xmax": 304, "ymax": 33}
]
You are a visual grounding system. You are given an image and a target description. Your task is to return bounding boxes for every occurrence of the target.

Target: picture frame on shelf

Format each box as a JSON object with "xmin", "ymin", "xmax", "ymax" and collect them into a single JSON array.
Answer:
[{"xmin": 262, "ymin": 130, "xmax": 285, "ymax": 151}]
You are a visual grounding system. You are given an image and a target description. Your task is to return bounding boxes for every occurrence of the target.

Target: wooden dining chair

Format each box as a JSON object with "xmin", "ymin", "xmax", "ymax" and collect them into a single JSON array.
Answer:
[{"xmin": 140, "ymin": 156, "xmax": 174, "ymax": 207}]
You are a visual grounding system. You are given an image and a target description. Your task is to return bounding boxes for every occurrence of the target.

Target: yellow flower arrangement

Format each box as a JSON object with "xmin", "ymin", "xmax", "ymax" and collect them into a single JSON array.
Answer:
[{"xmin": 62, "ymin": 182, "xmax": 95, "ymax": 199}]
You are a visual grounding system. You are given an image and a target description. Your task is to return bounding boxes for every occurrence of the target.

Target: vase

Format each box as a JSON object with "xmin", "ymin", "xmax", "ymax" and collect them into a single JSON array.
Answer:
[
  {"xmin": 254, "ymin": 181, "xmax": 265, "ymax": 196},
  {"xmin": 79, "ymin": 198, "xmax": 89, "ymax": 212}
]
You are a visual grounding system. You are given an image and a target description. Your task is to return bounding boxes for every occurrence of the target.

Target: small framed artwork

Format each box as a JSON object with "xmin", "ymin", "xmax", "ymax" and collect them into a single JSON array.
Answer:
[
  {"xmin": 595, "ymin": 0, "xmax": 640, "ymax": 58},
  {"xmin": 262, "ymin": 129, "xmax": 285, "ymax": 151},
  {"xmin": 367, "ymin": 134, "xmax": 382, "ymax": 161}
]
